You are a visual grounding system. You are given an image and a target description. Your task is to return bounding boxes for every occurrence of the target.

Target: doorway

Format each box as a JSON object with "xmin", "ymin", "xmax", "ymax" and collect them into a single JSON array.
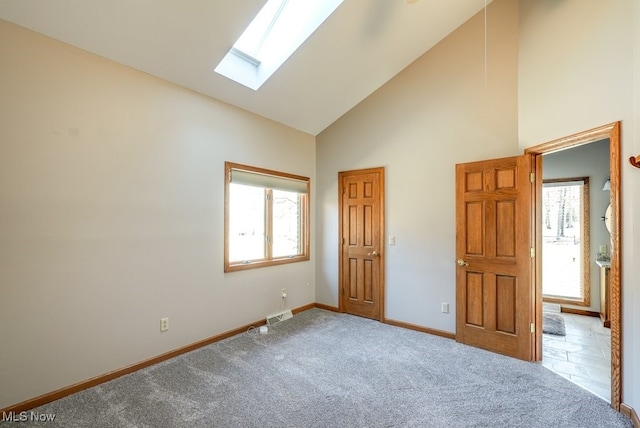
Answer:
[
  {"xmin": 525, "ymin": 122, "xmax": 622, "ymax": 410},
  {"xmin": 338, "ymin": 167, "xmax": 385, "ymax": 321}
]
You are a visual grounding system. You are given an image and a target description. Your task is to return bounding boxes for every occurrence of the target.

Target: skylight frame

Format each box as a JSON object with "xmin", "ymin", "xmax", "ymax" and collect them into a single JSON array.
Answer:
[
  {"xmin": 214, "ymin": 0, "xmax": 345, "ymax": 90},
  {"xmin": 233, "ymin": 0, "xmax": 288, "ymax": 61}
]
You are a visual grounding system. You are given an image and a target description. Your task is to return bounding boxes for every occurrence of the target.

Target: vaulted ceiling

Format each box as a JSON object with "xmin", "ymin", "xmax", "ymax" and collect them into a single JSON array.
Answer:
[{"xmin": 0, "ymin": 0, "xmax": 492, "ymax": 135}]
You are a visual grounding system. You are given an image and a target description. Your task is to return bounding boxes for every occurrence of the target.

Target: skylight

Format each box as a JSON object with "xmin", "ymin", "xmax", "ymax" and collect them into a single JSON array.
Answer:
[{"xmin": 215, "ymin": 0, "xmax": 344, "ymax": 90}]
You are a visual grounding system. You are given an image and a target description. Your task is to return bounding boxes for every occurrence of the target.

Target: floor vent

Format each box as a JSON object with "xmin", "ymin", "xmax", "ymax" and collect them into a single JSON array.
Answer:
[{"xmin": 266, "ymin": 309, "xmax": 293, "ymax": 326}]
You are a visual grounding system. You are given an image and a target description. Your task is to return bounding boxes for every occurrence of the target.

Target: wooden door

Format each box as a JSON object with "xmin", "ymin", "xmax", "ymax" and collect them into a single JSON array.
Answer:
[
  {"xmin": 339, "ymin": 167, "xmax": 385, "ymax": 321},
  {"xmin": 455, "ymin": 155, "xmax": 534, "ymax": 361}
]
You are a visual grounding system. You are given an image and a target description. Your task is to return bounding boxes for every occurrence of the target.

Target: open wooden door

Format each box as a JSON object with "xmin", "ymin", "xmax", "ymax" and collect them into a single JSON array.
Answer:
[
  {"xmin": 455, "ymin": 155, "xmax": 535, "ymax": 361},
  {"xmin": 339, "ymin": 167, "xmax": 385, "ymax": 321}
]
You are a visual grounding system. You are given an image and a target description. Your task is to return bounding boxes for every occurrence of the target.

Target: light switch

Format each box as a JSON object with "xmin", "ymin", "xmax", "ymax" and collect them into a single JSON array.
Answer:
[{"xmin": 389, "ymin": 235, "xmax": 396, "ymax": 245}]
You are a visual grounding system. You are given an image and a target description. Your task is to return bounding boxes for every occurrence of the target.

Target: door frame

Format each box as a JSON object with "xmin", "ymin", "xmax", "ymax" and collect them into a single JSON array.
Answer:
[
  {"xmin": 525, "ymin": 122, "xmax": 621, "ymax": 410},
  {"xmin": 337, "ymin": 167, "xmax": 386, "ymax": 322}
]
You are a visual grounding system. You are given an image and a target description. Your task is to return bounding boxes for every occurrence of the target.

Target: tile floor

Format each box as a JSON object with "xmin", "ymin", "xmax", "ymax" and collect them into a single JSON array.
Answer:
[{"xmin": 542, "ymin": 312, "xmax": 611, "ymax": 402}]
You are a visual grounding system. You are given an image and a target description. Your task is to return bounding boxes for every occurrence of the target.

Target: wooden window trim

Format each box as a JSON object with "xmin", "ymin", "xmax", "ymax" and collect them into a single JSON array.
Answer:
[{"xmin": 224, "ymin": 162, "xmax": 310, "ymax": 273}]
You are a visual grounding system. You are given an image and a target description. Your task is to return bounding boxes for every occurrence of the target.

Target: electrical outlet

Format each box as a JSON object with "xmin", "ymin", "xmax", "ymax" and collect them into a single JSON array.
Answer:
[
  {"xmin": 281, "ymin": 288, "xmax": 287, "ymax": 299},
  {"xmin": 441, "ymin": 303, "xmax": 449, "ymax": 314},
  {"xmin": 160, "ymin": 317, "xmax": 169, "ymax": 332}
]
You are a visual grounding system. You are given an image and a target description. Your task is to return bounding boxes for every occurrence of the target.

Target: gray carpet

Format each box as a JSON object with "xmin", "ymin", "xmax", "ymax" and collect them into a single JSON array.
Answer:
[
  {"xmin": 543, "ymin": 312, "xmax": 567, "ymax": 336},
  {"xmin": 3, "ymin": 309, "xmax": 631, "ymax": 428}
]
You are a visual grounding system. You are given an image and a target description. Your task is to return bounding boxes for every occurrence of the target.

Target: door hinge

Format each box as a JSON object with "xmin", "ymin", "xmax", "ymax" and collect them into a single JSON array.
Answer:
[
  {"xmin": 530, "ymin": 247, "xmax": 535, "ymax": 258},
  {"xmin": 529, "ymin": 172, "xmax": 535, "ymax": 183},
  {"xmin": 530, "ymin": 322, "xmax": 535, "ymax": 334}
]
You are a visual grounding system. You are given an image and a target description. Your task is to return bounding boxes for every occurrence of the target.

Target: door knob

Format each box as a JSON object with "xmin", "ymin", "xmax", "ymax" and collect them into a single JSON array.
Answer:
[
  {"xmin": 457, "ymin": 259, "xmax": 469, "ymax": 267},
  {"xmin": 368, "ymin": 250, "xmax": 379, "ymax": 257}
]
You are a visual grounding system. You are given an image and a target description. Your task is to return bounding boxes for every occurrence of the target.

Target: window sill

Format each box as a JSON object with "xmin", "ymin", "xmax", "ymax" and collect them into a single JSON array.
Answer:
[{"xmin": 225, "ymin": 255, "xmax": 310, "ymax": 273}]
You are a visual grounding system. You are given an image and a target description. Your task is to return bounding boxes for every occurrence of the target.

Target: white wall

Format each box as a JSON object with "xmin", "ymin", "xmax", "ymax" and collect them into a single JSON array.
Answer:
[
  {"xmin": 0, "ymin": 20, "xmax": 315, "ymax": 409},
  {"xmin": 316, "ymin": 0, "xmax": 520, "ymax": 332},
  {"xmin": 622, "ymin": 1, "xmax": 640, "ymax": 414},
  {"xmin": 542, "ymin": 139, "xmax": 610, "ymax": 313},
  {"xmin": 632, "ymin": 0, "xmax": 640, "ymax": 415},
  {"xmin": 518, "ymin": 0, "xmax": 638, "ymax": 412},
  {"xmin": 518, "ymin": 1, "xmax": 633, "ymax": 149}
]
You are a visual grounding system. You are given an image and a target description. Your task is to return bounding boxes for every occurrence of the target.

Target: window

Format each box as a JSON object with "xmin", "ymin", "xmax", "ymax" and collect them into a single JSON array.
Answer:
[
  {"xmin": 224, "ymin": 162, "xmax": 310, "ymax": 272},
  {"xmin": 214, "ymin": 0, "xmax": 345, "ymax": 90},
  {"xmin": 542, "ymin": 177, "xmax": 590, "ymax": 306}
]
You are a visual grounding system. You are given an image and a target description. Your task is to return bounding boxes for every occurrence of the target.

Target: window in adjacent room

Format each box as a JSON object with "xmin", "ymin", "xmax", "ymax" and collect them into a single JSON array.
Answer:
[
  {"xmin": 224, "ymin": 162, "xmax": 310, "ymax": 272},
  {"xmin": 541, "ymin": 177, "xmax": 590, "ymax": 306}
]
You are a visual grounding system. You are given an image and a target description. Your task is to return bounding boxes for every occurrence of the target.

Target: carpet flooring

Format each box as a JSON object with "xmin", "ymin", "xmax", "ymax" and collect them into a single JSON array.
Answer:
[{"xmin": 3, "ymin": 309, "xmax": 631, "ymax": 427}]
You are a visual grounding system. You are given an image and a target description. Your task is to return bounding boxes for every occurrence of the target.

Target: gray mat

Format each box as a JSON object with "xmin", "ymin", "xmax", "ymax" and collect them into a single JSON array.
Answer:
[
  {"xmin": 4, "ymin": 309, "xmax": 630, "ymax": 428},
  {"xmin": 543, "ymin": 312, "xmax": 566, "ymax": 336}
]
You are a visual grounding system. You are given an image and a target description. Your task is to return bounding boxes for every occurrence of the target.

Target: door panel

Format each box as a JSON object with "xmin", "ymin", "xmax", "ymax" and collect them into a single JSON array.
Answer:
[
  {"xmin": 339, "ymin": 168, "xmax": 385, "ymax": 321},
  {"xmin": 456, "ymin": 155, "xmax": 533, "ymax": 361},
  {"xmin": 466, "ymin": 272, "xmax": 484, "ymax": 326},
  {"xmin": 496, "ymin": 275, "xmax": 516, "ymax": 334},
  {"xmin": 466, "ymin": 202, "xmax": 485, "ymax": 255}
]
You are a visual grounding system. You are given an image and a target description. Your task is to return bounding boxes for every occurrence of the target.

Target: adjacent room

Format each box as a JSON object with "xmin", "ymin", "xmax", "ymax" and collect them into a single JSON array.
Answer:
[
  {"xmin": 539, "ymin": 140, "xmax": 613, "ymax": 401},
  {"xmin": 1, "ymin": 0, "xmax": 639, "ymax": 426}
]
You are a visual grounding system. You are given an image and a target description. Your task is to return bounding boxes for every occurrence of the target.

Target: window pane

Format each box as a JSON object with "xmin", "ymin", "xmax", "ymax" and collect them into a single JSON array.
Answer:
[
  {"xmin": 272, "ymin": 189, "xmax": 301, "ymax": 258},
  {"xmin": 229, "ymin": 183, "xmax": 265, "ymax": 262},
  {"xmin": 224, "ymin": 161, "xmax": 310, "ymax": 272},
  {"xmin": 542, "ymin": 183, "xmax": 583, "ymax": 299}
]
